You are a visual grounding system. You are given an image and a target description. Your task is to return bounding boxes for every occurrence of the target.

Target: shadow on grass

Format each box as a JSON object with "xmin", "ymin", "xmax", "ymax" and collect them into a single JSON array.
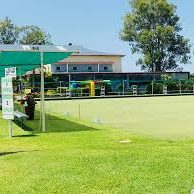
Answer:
[
  {"xmin": 0, "ymin": 150, "xmax": 38, "ymax": 157},
  {"xmin": 13, "ymin": 119, "xmax": 34, "ymax": 132},
  {"xmin": 13, "ymin": 134, "xmax": 38, "ymax": 138},
  {"xmin": 14, "ymin": 109, "xmax": 98, "ymax": 134}
]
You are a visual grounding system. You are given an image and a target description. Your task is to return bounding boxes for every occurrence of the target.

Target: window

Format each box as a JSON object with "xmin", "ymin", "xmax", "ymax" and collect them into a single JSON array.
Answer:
[
  {"xmin": 88, "ymin": 66, "xmax": 92, "ymax": 71},
  {"xmin": 99, "ymin": 64, "xmax": 113, "ymax": 72},
  {"xmin": 104, "ymin": 66, "xmax": 108, "ymax": 71},
  {"xmin": 73, "ymin": 66, "xmax": 77, "ymax": 71},
  {"xmin": 56, "ymin": 66, "xmax": 60, "ymax": 71}
]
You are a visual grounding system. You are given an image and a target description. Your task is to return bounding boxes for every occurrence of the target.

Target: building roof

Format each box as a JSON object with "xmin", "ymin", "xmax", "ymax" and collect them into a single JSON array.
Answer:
[
  {"xmin": 0, "ymin": 44, "xmax": 124, "ymax": 56},
  {"xmin": 63, "ymin": 44, "xmax": 125, "ymax": 57},
  {"xmin": 0, "ymin": 44, "xmax": 75, "ymax": 52}
]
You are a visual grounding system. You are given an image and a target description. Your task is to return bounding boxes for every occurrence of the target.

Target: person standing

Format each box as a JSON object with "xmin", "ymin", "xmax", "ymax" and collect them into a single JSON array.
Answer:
[{"xmin": 24, "ymin": 93, "xmax": 36, "ymax": 120}]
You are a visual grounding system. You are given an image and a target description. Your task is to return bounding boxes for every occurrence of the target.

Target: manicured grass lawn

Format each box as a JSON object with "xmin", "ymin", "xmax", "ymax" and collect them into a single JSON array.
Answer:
[
  {"xmin": 44, "ymin": 96, "xmax": 194, "ymax": 138},
  {"xmin": 1, "ymin": 96, "xmax": 194, "ymax": 193}
]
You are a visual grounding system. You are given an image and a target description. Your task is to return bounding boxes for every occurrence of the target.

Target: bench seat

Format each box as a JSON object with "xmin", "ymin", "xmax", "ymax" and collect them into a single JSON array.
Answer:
[
  {"xmin": 14, "ymin": 111, "xmax": 28, "ymax": 119},
  {"xmin": 14, "ymin": 111, "xmax": 29, "ymax": 128}
]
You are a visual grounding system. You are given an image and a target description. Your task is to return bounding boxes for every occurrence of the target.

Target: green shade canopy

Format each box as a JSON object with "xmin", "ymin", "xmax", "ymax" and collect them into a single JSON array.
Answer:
[
  {"xmin": 0, "ymin": 45, "xmax": 74, "ymax": 78},
  {"xmin": 0, "ymin": 64, "xmax": 40, "ymax": 78}
]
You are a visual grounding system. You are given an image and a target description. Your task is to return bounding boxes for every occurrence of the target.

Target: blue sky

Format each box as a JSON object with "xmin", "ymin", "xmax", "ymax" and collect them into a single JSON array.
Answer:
[{"xmin": 0, "ymin": 0, "xmax": 193, "ymax": 72}]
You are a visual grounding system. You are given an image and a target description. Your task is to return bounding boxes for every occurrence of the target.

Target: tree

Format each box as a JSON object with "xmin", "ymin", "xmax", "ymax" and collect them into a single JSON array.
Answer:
[
  {"xmin": 0, "ymin": 17, "xmax": 20, "ymax": 44},
  {"xmin": 20, "ymin": 26, "xmax": 52, "ymax": 45},
  {"xmin": 0, "ymin": 17, "xmax": 52, "ymax": 45},
  {"xmin": 120, "ymin": 0, "xmax": 191, "ymax": 72}
]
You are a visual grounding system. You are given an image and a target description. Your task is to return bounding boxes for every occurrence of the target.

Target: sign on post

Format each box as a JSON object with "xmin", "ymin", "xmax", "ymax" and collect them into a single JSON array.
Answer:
[
  {"xmin": 1, "ymin": 77, "xmax": 14, "ymax": 120},
  {"xmin": 5, "ymin": 67, "xmax": 16, "ymax": 78}
]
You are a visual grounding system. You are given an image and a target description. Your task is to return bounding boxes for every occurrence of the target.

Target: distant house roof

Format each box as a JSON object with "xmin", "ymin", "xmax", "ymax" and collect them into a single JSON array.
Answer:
[
  {"xmin": 0, "ymin": 44, "xmax": 124, "ymax": 56},
  {"xmin": 0, "ymin": 44, "xmax": 74, "ymax": 52},
  {"xmin": 63, "ymin": 44, "xmax": 125, "ymax": 57}
]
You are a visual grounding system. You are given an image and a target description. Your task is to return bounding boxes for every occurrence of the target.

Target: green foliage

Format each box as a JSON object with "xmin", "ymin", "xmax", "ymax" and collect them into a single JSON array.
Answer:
[
  {"xmin": 46, "ymin": 89, "xmax": 57, "ymax": 96},
  {"xmin": 161, "ymin": 74, "xmax": 172, "ymax": 81},
  {"xmin": 44, "ymin": 72, "xmax": 54, "ymax": 82},
  {"xmin": 147, "ymin": 82, "xmax": 163, "ymax": 94},
  {"xmin": 0, "ymin": 17, "xmax": 52, "ymax": 45},
  {"xmin": 166, "ymin": 81, "xmax": 179, "ymax": 91},
  {"xmin": 120, "ymin": 0, "xmax": 191, "ymax": 72},
  {"xmin": 20, "ymin": 25, "xmax": 52, "ymax": 45},
  {"xmin": 146, "ymin": 80, "xmax": 194, "ymax": 94},
  {"xmin": 0, "ymin": 17, "xmax": 20, "ymax": 44},
  {"xmin": 190, "ymin": 73, "xmax": 194, "ymax": 80},
  {"xmin": 180, "ymin": 81, "xmax": 194, "ymax": 93}
]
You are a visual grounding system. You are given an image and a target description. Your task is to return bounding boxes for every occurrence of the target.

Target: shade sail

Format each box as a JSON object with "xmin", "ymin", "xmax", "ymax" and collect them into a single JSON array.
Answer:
[
  {"xmin": 0, "ymin": 45, "xmax": 74, "ymax": 78},
  {"xmin": 0, "ymin": 51, "xmax": 73, "ymax": 65},
  {"xmin": 0, "ymin": 64, "xmax": 40, "ymax": 77}
]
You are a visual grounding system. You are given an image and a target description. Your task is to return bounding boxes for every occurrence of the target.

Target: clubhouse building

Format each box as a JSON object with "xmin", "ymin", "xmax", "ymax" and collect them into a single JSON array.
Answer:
[{"xmin": 42, "ymin": 44, "xmax": 189, "ymax": 82}]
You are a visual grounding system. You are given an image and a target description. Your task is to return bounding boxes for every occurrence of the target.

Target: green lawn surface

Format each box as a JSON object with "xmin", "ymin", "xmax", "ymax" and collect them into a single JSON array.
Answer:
[
  {"xmin": 0, "ymin": 96, "xmax": 194, "ymax": 193},
  {"xmin": 43, "ymin": 96, "xmax": 194, "ymax": 138}
]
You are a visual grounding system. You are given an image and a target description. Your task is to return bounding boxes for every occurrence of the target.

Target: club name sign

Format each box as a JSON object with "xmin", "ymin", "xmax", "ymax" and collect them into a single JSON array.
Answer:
[
  {"xmin": 1, "ymin": 77, "xmax": 14, "ymax": 120},
  {"xmin": 5, "ymin": 67, "xmax": 16, "ymax": 78}
]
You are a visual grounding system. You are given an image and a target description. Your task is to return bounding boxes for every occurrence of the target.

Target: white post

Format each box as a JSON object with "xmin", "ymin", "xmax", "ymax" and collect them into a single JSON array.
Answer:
[
  {"xmin": 67, "ymin": 63, "xmax": 69, "ymax": 72},
  {"xmin": 40, "ymin": 51, "xmax": 45, "ymax": 132},
  {"xmin": 9, "ymin": 120, "xmax": 13, "ymax": 137},
  {"xmin": 98, "ymin": 64, "xmax": 100, "ymax": 72},
  {"xmin": 122, "ymin": 80, "xmax": 125, "ymax": 95},
  {"xmin": 152, "ymin": 81, "xmax": 154, "ymax": 95},
  {"xmin": 69, "ymin": 73, "xmax": 71, "ymax": 82}
]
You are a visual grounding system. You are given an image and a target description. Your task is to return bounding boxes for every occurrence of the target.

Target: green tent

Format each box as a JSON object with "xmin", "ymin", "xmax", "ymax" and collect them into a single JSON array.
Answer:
[
  {"xmin": 0, "ymin": 44, "xmax": 75, "ymax": 133},
  {"xmin": 0, "ymin": 45, "xmax": 74, "ymax": 77}
]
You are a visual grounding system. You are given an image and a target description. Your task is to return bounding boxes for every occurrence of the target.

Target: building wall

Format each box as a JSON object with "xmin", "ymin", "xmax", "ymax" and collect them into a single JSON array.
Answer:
[
  {"xmin": 54, "ymin": 72, "xmax": 190, "ymax": 83},
  {"xmin": 50, "ymin": 55, "xmax": 122, "ymax": 73}
]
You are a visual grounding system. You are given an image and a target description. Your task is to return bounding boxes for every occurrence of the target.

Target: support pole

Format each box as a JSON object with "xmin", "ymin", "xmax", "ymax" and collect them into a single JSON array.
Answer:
[
  {"xmin": 122, "ymin": 80, "xmax": 125, "ymax": 95},
  {"xmin": 9, "ymin": 120, "xmax": 13, "ymax": 138},
  {"xmin": 32, "ymin": 69, "xmax": 35, "ymax": 91},
  {"xmin": 40, "ymin": 51, "xmax": 45, "ymax": 132},
  {"xmin": 152, "ymin": 81, "xmax": 154, "ymax": 95},
  {"xmin": 19, "ymin": 65, "xmax": 22, "ymax": 100}
]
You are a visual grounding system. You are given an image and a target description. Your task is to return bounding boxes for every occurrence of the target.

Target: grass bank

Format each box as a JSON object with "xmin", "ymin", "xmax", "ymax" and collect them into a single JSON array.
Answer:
[{"xmin": 1, "ymin": 110, "xmax": 194, "ymax": 193}]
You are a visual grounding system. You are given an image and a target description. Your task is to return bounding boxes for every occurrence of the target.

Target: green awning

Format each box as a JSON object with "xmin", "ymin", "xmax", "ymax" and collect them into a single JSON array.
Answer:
[
  {"xmin": 0, "ymin": 45, "xmax": 74, "ymax": 78},
  {"xmin": 0, "ymin": 64, "xmax": 40, "ymax": 77},
  {"xmin": 0, "ymin": 51, "xmax": 73, "ymax": 65}
]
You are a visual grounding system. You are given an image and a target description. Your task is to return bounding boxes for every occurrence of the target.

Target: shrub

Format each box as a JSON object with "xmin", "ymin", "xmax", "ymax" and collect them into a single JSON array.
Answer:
[
  {"xmin": 46, "ymin": 90, "xmax": 57, "ymax": 96},
  {"xmin": 147, "ymin": 82, "xmax": 163, "ymax": 94}
]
